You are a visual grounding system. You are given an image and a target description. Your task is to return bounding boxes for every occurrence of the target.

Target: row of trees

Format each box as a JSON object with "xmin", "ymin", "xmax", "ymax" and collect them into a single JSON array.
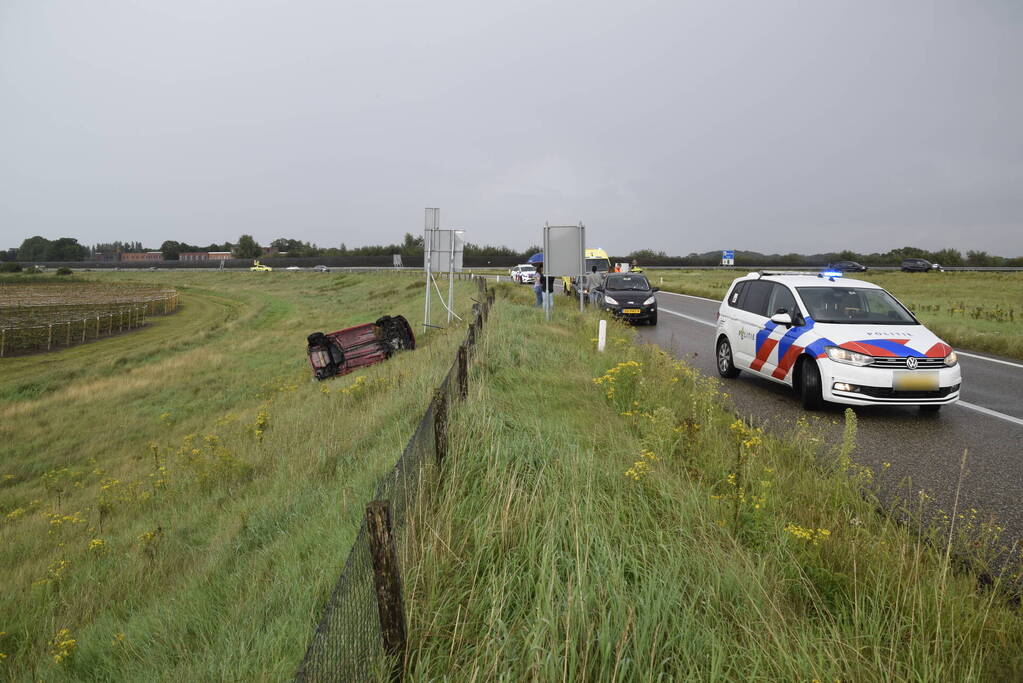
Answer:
[
  {"xmin": 5, "ymin": 234, "xmax": 1021, "ymax": 267},
  {"xmin": 15, "ymin": 236, "xmax": 90, "ymax": 261}
]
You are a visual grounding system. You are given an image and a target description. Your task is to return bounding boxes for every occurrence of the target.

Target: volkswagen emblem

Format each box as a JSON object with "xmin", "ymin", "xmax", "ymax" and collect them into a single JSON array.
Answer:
[{"xmin": 906, "ymin": 356, "xmax": 918, "ymax": 370}]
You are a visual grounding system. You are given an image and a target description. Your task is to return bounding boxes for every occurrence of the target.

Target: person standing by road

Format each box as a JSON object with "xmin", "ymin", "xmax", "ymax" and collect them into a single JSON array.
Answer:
[
  {"xmin": 533, "ymin": 264, "xmax": 544, "ymax": 307},
  {"xmin": 586, "ymin": 265, "xmax": 603, "ymax": 306},
  {"xmin": 541, "ymin": 267, "xmax": 556, "ymax": 312}
]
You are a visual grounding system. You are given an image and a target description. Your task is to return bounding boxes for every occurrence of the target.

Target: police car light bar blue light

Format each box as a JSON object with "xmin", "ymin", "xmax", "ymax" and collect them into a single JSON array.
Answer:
[{"xmin": 819, "ymin": 270, "xmax": 844, "ymax": 279}]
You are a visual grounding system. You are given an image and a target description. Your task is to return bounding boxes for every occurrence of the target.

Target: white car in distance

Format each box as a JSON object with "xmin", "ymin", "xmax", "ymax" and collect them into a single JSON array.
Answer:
[
  {"xmin": 509, "ymin": 264, "xmax": 537, "ymax": 284},
  {"xmin": 714, "ymin": 270, "xmax": 961, "ymax": 412}
]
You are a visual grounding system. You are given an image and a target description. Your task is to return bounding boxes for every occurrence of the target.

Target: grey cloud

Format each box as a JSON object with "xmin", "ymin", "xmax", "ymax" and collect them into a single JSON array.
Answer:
[{"xmin": 1, "ymin": 0, "xmax": 1020, "ymax": 255}]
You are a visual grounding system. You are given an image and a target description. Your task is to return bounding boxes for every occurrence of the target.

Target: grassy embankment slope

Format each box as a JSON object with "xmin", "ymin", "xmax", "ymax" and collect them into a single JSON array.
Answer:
[
  {"xmin": 0, "ymin": 271, "xmax": 474, "ymax": 680},
  {"xmin": 651, "ymin": 269, "xmax": 1023, "ymax": 360},
  {"xmin": 402, "ymin": 284, "xmax": 1023, "ymax": 680}
]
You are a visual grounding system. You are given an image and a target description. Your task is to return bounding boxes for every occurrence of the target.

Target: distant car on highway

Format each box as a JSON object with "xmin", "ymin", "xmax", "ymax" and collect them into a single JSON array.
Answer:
[
  {"xmin": 285, "ymin": 266, "xmax": 301, "ymax": 271},
  {"xmin": 596, "ymin": 273, "xmax": 658, "ymax": 325},
  {"xmin": 313, "ymin": 265, "xmax": 329, "ymax": 272},
  {"xmin": 827, "ymin": 260, "xmax": 868, "ymax": 272},
  {"xmin": 250, "ymin": 260, "xmax": 273, "ymax": 272},
  {"xmin": 509, "ymin": 264, "xmax": 537, "ymax": 284},
  {"xmin": 714, "ymin": 271, "xmax": 960, "ymax": 412},
  {"xmin": 901, "ymin": 258, "xmax": 942, "ymax": 272}
]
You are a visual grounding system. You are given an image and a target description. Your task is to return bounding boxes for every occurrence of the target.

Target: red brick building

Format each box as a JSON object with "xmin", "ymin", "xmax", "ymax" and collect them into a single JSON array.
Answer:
[{"xmin": 121, "ymin": 252, "xmax": 163, "ymax": 262}]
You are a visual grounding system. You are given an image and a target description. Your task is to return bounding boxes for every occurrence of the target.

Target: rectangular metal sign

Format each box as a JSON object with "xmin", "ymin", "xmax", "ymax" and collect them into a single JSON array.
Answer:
[
  {"xmin": 543, "ymin": 224, "xmax": 585, "ymax": 277},
  {"xmin": 428, "ymin": 229, "xmax": 464, "ymax": 273}
]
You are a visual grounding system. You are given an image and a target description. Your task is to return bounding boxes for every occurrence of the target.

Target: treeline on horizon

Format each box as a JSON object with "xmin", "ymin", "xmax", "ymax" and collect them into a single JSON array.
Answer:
[{"xmin": 4, "ymin": 233, "xmax": 1022, "ymax": 268}]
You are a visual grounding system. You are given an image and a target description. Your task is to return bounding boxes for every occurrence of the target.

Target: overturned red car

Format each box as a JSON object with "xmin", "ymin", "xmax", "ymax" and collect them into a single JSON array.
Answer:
[{"xmin": 307, "ymin": 315, "xmax": 416, "ymax": 380}]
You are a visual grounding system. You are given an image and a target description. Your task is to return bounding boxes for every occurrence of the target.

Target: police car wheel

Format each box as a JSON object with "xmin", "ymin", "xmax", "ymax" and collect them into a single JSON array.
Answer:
[
  {"xmin": 799, "ymin": 357, "xmax": 824, "ymax": 410},
  {"xmin": 716, "ymin": 338, "xmax": 739, "ymax": 378}
]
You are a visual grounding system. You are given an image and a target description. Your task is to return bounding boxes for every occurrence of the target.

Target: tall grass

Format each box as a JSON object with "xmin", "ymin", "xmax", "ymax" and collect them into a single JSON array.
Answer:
[
  {"xmin": 402, "ymin": 285, "xmax": 1023, "ymax": 680},
  {"xmin": 0, "ymin": 271, "xmax": 475, "ymax": 680}
]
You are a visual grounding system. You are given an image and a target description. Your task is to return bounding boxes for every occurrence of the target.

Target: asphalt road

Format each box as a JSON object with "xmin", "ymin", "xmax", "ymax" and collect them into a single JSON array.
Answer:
[{"xmin": 637, "ymin": 290, "xmax": 1023, "ymax": 557}]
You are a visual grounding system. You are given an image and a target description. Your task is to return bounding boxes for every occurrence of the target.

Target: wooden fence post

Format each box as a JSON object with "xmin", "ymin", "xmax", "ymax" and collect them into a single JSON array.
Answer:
[
  {"xmin": 457, "ymin": 344, "xmax": 468, "ymax": 400},
  {"xmin": 434, "ymin": 388, "xmax": 448, "ymax": 468},
  {"xmin": 366, "ymin": 500, "xmax": 407, "ymax": 683}
]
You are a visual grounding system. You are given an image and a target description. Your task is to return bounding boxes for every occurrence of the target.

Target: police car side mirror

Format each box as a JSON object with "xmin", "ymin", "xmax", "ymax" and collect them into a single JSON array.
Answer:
[{"xmin": 770, "ymin": 312, "xmax": 793, "ymax": 326}]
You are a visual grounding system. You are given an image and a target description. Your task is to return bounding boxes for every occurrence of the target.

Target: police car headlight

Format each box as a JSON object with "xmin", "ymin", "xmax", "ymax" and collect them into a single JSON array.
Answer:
[
  {"xmin": 944, "ymin": 350, "xmax": 958, "ymax": 367},
  {"xmin": 604, "ymin": 295, "xmax": 619, "ymax": 305},
  {"xmin": 825, "ymin": 346, "xmax": 873, "ymax": 367},
  {"xmin": 643, "ymin": 296, "xmax": 656, "ymax": 306}
]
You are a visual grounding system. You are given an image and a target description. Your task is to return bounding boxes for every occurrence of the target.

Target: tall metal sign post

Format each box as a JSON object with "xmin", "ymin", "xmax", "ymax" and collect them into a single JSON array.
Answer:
[
  {"xmin": 542, "ymin": 222, "xmax": 585, "ymax": 320},
  {"xmin": 422, "ymin": 208, "xmax": 465, "ymax": 332},
  {"xmin": 423, "ymin": 208, "xmax": 439, "ymax": 333}
]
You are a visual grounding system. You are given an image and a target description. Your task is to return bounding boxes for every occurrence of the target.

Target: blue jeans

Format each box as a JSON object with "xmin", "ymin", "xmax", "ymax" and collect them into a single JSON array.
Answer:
[{"xmin": 534, "ymin": 284, "xmax": 542, "ymax": 306}]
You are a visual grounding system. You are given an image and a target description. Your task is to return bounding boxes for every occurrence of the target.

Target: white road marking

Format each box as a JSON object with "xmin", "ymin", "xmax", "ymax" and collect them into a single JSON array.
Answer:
[
  {"xmin": 659, "ymin": 307, "xmax": 716, "ymax": 328},
  {"xmin": 657, "ymin": 304, "xmax": 1023, "ymax": 428},
  {"xmin": 956, "ymin": 351, "xmax": 1023, "ymax": 371},
  {"xmin": 658, "ymin": 290, "xmax": 720, "ymax": 303},
  {"xmin": 956, "ymin": 401, "xmax": 1023, "ymax": 428}
]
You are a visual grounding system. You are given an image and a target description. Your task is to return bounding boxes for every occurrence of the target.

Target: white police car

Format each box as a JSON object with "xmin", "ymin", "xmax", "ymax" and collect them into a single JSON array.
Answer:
[{"xmin": 715, "ymin": 271, "xmax": 961, "ymax": 412}]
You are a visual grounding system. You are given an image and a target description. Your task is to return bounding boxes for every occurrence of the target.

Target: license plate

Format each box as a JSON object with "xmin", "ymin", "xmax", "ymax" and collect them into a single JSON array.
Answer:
[
  {"xmin": 623, "ymin": 308, "xmax": 641, "ymax": 314},
  {"xmin": 893, "ymin": 370, "xmax": 939, "ymax": 391}
]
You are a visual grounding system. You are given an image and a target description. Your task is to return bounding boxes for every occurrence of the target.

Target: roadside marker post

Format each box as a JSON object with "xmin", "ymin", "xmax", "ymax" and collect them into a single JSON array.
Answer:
[{"xmin": 598, "ymin": 319, "xmax": 607, "ymax": 352}]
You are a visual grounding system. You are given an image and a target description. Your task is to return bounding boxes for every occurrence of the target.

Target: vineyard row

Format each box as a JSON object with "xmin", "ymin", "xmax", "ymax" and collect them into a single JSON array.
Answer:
[{"xmin": 0, "ymin": 293, "xmax": 179, "ymax": 357}]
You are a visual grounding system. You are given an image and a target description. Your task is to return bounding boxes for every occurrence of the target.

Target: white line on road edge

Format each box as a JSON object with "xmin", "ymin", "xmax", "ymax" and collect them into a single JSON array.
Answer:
[
  {"xmin": 660, "ymin": 308, "xmax": 716, "ymax": 328},
  {"xmin": 658, "ymin": 291, "xmax": 720, "ymax": 303},
  {"xmin": 957, "ymin": 351, "xmax": 1023, "ymax": 371},
  {"xmin": 956, "ymin": 401, "xmax": 1023, "ymax": 428}
]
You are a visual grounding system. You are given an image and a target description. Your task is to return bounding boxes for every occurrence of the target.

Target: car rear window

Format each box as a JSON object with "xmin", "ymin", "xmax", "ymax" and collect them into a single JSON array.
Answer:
[
  {"xmin": 740, "ymin": 281, "xmax": 773, "ymax": 317},
  {"xmin": 728, "ymin": 281, "xmax": 747, "ymax": 307}
]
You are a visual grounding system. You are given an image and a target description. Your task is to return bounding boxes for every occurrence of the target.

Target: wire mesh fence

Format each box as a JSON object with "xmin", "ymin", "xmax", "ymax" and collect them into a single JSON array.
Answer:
[
  {"xmin": 0, "ymin": 290, "xmax": 179, "ymax": 357},
  {"xmin": 296, "ymin": 278, "xmax": 493, "ymax": 682}
]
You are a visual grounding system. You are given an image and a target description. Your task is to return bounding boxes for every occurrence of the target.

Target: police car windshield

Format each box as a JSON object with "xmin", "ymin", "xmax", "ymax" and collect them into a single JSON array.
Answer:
[
  {"xmin": 605, "ymin": 275, "xmax": 650, "ymax": 291},
  {"xmin": 796, "ymin": 287, "xmax": 917, "ymax": 324}
]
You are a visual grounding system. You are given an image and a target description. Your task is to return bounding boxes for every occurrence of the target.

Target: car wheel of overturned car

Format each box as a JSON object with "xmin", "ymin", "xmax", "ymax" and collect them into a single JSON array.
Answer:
[
  {"xmin": 375, "ymin": 315, "xmax": 416, "ymax": 351},
  {"xmin": 799, "ymin": 356, "xmax": 825, "ymax": 411},
  {"xmin": 716, "ymin": 337, "xmax": 740, "ymax": 378}
]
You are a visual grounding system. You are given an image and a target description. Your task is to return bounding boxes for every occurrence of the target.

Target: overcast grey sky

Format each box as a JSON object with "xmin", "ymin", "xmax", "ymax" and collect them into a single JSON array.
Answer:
[{"xmin": 2, "ymin": 1, "xmax": 1021, "ymax": 256}]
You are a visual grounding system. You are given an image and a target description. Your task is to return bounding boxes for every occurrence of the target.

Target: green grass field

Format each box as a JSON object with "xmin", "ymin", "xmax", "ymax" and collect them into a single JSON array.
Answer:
[
  {"xmin": 0, "ymin": 270, "xmax": 475, "ymax": 680},
  {"xmin": 402, "ymin": 284, "xmax": 1023, "ymax": 680},
  {"xmin": 650, "ymin": 269, "xmax": 1023, "ymax": 360},
  {"xmin": 5, "ymin": 271, "xmax": 1022, "ymax": 680}
]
